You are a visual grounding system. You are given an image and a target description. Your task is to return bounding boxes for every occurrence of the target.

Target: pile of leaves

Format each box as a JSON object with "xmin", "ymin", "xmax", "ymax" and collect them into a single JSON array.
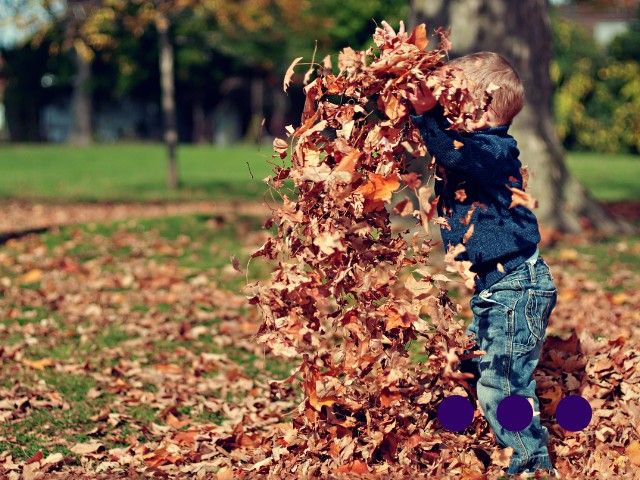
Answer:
[{"xmin": 248, "ymin": 22, "xmax": 500, "ymax": 477}]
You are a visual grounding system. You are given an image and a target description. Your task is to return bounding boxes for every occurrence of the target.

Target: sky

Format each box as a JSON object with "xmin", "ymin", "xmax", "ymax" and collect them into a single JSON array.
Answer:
[{"xmin": 0, "ymin": 0, "xmax": 65, "ymax": 48}]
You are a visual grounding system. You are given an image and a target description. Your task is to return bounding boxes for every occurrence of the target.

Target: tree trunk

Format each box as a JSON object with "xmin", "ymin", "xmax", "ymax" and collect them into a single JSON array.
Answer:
[
  {"xmin": 413, "ymin": 0, "xmax": 633, "ymax": 235},
  {"xmin": 157, "ymin": 13, "xmax": 179, "ymax": 189},
  {"xmin": 192, "ymin": 100, "xmax": 209, "ymax": 144},
  {"xmin": 269, "ymin": 78, "xmax": 288, "ymax": 138},
  {"xmin": 245, "ymin": 75, "xmax": 264, "ymax": 144},
  {"xmin": 69, "ymin": 46, "xmax": 92, "ymax": 146}
]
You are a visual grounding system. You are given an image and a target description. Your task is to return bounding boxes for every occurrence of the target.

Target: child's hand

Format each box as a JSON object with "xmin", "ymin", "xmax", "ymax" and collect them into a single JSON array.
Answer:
[{"xmin": 407, "ymin": 81, "xmax": 438, "ymax": 115}]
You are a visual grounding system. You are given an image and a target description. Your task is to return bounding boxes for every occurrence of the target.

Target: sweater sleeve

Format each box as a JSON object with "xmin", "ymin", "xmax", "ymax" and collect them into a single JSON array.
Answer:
[{"xmin": 410, "ymin": 105, "xmax": 509, "ymax": 183}]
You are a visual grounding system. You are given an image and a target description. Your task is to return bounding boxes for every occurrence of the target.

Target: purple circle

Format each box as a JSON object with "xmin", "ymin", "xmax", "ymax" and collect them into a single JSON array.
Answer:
[
  {"xmin": 497, "ymin": 395, "xmax": 533, "ymax": 431},
  {"xmin": 556, "ymin": 395, "xmax": 592, "ymax": 431},
  {"xmin": 437, "ymin": 395, "xmax": 474, "ymax": 432}
]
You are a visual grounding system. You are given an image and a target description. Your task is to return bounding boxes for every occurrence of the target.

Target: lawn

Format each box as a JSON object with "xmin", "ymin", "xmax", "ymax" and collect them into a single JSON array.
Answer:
[
  {"xmin": 0, "ymin": 143, "xmax": 637, "ymax": 202},
  {"xmin": 0, "ymin": 143, "xmax": 639, "ymax": 478},
  {"xmin": 0, "ymin": 143, "xmax": 275, "ymax": 202},
  {"xmin": 0, "ymin": 212, "xmax": 638, "ymax": 477}
]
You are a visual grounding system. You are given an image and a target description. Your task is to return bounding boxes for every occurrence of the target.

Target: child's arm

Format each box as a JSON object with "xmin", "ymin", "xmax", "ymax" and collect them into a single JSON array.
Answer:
[{"xmin": 410, "ymin": 105, "xmax": 512, "ymax": 183}]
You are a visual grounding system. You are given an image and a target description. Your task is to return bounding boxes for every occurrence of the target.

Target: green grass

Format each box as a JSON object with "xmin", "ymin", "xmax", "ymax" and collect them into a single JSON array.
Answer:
[
  {"xmin": 565, "ymin": 152, "xmax": 640, "ymax": 201},
  {"xmin": 0, "ymin": 143, "xmax": 637, "ymax": 203},
  {"xmin": 0, "ymin": 143, "xmax": 276, "ymax": 202}
]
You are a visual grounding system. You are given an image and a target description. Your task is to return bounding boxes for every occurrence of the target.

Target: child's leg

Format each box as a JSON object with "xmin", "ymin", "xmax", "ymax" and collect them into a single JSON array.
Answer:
[{"xmin": 470, "ymin": 257, "xmax": 557, "ymax": 476}]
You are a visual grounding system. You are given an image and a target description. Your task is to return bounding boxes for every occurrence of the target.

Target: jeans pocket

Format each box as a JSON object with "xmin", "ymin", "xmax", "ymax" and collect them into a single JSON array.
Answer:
[{"xmin": 524, "ymin": 289, "xmax": 557, "ymax": 343}]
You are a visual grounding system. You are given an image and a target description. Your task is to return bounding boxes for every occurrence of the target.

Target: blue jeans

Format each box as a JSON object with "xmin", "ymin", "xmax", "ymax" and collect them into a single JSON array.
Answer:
[{"xmin": 462, "ymin": 249, "xmax": 558, "ymax": 475}]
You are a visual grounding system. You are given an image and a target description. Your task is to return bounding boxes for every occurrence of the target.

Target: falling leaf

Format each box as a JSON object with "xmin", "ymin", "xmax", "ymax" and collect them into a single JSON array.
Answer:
[
  {"xmin": 283, "ymin": 56, "xmax": 304, "ymax": 92},
  {"xmin": 393, "ymin": 198, "xmax": 414, "ymax": 216},
  {"xmin": 462, "ymin": 224, "xmax": 475, "ymax": 244},
  {"xmin": 507, "ymin": 186, "xmax": 538, "ymax": 210},
  {"xmin": 401, "ymin": 172, "xmax": 422, "ymax": 189},
  {"xmin": 353, "ymin": 173, "xmax": 400, "ymax": 202},
  {"xmin": 454, "ymin": 188, "xmax": 467, "ymax": 202},
  {"xmin": 453, "ymin": 140, "xmax": 464, "ymax": 149},
  {"xmin": 273, "ymin": 137, "xmax": 288, "ymax": 156},
  {"xmin": 309, "ymin": 390, "xmax": 337, "ymax": 411},
  {"xmin": 313, "ymin": 231, "xmax": 345, "ymax": 256},
  {"xmin": 407, "ymin": 24, "xmax": 428, "ymax": 50},
  {"xmin": 230, "ymin": 256, "xmax": 242, "ymax": 273}
]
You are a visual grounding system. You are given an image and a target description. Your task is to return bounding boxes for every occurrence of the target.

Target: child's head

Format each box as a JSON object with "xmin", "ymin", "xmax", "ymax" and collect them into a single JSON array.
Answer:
[{"xmin": 448, "ymin": 51, "xmax": 524, "ymax": 127}]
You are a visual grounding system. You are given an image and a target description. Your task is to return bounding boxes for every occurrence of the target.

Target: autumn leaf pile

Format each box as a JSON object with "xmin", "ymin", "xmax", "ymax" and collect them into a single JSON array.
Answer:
[
  {"xmin": 247, "ymin": 23, "xmax": 640, "ymax": 479},
  {"xmin": 247, "ymin": 23, "xmax": 498, "ymax": 477}
]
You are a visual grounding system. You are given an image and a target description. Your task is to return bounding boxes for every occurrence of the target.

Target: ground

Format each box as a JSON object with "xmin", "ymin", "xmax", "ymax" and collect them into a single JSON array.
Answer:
[{"xmin": 0, "ymin": 144, "xmax": 639, "ymax": 478}]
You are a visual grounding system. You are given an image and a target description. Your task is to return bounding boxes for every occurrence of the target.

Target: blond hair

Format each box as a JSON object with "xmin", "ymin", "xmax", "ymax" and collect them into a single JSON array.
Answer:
[{"xmin": 448, "ymin": 52, "xmax": 524, "ymax": 125}]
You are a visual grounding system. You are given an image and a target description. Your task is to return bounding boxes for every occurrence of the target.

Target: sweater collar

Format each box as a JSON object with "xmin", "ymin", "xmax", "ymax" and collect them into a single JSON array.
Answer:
[{"xmin": 469, "ymin": 123, "xmax": 511, "ymax": 135}]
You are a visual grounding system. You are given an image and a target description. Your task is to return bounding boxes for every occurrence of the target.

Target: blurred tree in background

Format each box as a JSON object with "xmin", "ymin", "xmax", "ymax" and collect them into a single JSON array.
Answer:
[
  {"xmin": 0, "ymin": 0, "xmax": 406, "ymax": 187},
  {"xmin": 551, "ymin": 8, "xmax": 640, "ymax": 154}
]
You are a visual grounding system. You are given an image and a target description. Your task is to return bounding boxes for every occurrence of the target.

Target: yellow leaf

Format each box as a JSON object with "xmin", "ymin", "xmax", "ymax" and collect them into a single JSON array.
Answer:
[
  {"xmin": 217, "ymin": 466, "xmax": 235, "ymax": 480},
  {"xmin": 626, "ymin": 440, "xmax": 640, "ymax": 466},
  {"xmin": 19, "ymin": 269, "xmax": 43, "ymax": 284},
  {"xmin": 23, "ymin": 358, "xmax": 54, "ymax": 370}
]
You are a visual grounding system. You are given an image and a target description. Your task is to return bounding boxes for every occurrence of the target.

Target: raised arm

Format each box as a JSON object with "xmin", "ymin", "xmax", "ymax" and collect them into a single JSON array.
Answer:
[{"xmin": 410, "ymin": 104, "xmax": 512, "ymax": 184}]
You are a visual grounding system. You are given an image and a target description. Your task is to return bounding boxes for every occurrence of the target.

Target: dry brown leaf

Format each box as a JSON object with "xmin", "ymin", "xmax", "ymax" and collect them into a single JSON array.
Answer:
[
  {"xmin": 70, "ymin": 441, "xmax": 104, "ymax": 455},
  {"xmin": 283, "ymin": 56, "xmax": 303, "ymax": 92},
  {"xmin": 507, "ymin": 185, "xmax": 538, "ymax": 210}
]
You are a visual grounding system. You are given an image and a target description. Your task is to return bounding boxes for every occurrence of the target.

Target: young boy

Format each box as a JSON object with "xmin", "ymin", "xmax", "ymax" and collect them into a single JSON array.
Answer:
[{"xmin": 408, "ymin": 52, "xmax": 560, "ymax": 479}]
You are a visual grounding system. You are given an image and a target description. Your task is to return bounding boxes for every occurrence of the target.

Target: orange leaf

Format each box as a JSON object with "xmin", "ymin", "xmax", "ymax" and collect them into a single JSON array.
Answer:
[
  {"xmin": 166, "ymin": 413, "xmax": 191, "ymax": 429},
  {"xmin": 23, "ymin": 358, "xmax": 55, "ymax": 370},
  {"xmin": 309, "ymin": 390, "xmax": 337, "ymax": 411},
  {"xmin": 19, "ymin": 268, "xmax": 43, "ymax": 284},
  {"xmin": 334, "ymin": 149, "xmax": 360, "ymax": 174},
  {"xmin": 173, "ymin": 429, "xmax": 197, "ymax": 446},
  {"xmin": 155, "ymin": 364, "xmax": 182, "ymax": 374},
  {"xmin": 143, "ymin": 447, "xmax": 182, "ymax": 468},
  {"xmin": 626, "ymin": 441, "xmax": 640, "ymax": 466},
  {"xmin": 354, "ymin": 172, "xmax": 400, "ymax": 202},
  {"xmin": 335, "ymin": 459, "xmax": 369, "ymax": 474},
  {"xmin": 507, "ymin": 186, "xmax": 538, "ymax": 210},
  {"xmin": 454, "ymin": 188, "xmax": 467, "ymax": 201},
  {"xmin": 283, "ymin": 56, "xmax": 303, "ymax": 92},
  {"xmin": 408, "ymin": 24, "xmax": 428, "ymax": 50},
  {"xmin": 380, "ymin": 387, "xmax": 402, "ymax": 407},
  {"xmin": 453, "ymin": 140, "xmax": 464, "ymax": 149}
]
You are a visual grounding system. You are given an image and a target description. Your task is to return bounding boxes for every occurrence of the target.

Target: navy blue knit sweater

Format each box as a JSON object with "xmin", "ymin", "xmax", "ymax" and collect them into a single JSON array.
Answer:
[{"xmin": 410, "ymin": 104, "xmax": 540, "ymax": 293}]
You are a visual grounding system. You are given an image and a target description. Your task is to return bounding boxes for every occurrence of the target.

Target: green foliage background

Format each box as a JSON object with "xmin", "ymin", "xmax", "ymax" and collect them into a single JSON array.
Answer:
[{"xmin": 551, "ymin": 10, "xmax": 640, "ymax": 154}]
